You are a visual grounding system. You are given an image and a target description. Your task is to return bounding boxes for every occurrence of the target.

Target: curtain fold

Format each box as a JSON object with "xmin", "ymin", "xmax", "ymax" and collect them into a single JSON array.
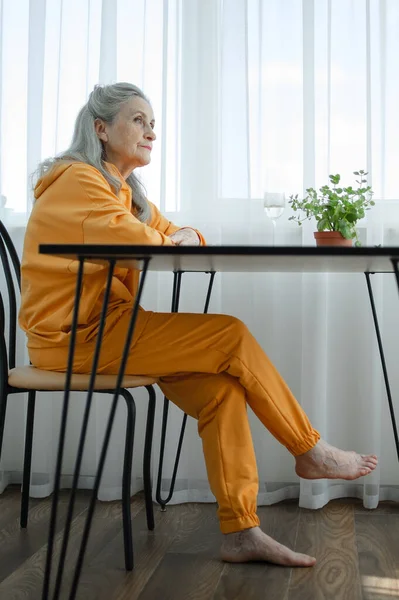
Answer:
[{"xmin": 0, "ymin": 0, "xmax": 398, "ymax": 510}]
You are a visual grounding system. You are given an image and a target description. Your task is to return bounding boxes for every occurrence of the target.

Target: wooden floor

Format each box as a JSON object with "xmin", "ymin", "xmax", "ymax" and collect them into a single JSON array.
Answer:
[{"xmin": 0, "ymin": 487, "xmax": 399, "ymax": 599}]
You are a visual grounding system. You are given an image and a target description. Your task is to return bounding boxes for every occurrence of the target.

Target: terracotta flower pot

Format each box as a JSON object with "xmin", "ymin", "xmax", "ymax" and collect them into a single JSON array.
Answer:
[{"xmin": 314, "ymin": 231, "xmax": 353, "ymax": 247}]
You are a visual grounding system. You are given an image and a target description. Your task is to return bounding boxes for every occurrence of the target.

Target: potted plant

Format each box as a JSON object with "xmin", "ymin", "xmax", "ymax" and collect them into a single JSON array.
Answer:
[{"xmin": 288, "ymin": 170, "xmax": 375, "ymax": 246}]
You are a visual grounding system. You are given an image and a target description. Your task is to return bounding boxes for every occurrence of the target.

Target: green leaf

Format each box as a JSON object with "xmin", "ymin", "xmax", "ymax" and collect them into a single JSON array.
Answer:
[
  {"xmin": 337, "ymin": 220, "xmax": 352, "ymax": 239},
  {"xmin": 317, "ymin": 218, "xmax": 329, "ymax": 231}
]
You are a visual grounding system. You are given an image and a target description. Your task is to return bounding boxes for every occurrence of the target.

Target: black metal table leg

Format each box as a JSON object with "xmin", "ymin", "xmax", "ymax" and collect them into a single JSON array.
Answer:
[
  {"xmin": 49, "ymin": 260, "xmax": 116, "ymax": 599},
  {"xmin": 42, "ymin": 258, "xmax": 85, "ymax": 600},
  {"xmin": 365, "ymin": 271, "xmax": 399, "ymax": 463},
  {"xmin": 392, "ymin": 258, "xmax": 399, "ymax": 295},
  {"xmin": 155, "ymin": 272, "xmax": 216, "ymax": 510},
  {"xmin": 42, "ymin": 257, "xmax": 151, "ymax": 600}
]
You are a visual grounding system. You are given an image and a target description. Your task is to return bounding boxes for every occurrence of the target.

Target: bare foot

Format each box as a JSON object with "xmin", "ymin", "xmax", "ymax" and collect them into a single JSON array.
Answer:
[
  {"xmin": 220, "ymin": 526, "xmax": 316, "ymax": 567},
  {"xmin": 295, "ymin": 439, "xmax": 378, "ymax": 480}
]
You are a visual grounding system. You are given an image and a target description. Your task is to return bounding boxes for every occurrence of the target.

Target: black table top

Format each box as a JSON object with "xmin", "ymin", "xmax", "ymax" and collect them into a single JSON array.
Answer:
[{"xmin": 39, "ymin": 244, "xmax": 399, "ymax": 274}]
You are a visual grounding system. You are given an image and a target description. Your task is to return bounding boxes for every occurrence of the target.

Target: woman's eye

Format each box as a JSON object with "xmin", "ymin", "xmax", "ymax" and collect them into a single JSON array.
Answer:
[{"xmin": 134, "ymin": 116, "xmax": 143, "ymax": 124}]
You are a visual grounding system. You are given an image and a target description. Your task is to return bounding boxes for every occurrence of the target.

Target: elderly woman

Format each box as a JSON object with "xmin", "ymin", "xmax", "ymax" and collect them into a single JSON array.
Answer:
[{"xmin": 19, "ymin": 82, "xmax": 377, "ymax": 567}]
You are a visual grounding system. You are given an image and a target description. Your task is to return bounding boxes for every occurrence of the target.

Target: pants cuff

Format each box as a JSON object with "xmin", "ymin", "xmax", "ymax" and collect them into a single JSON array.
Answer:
[
  {"xmin": 288, "ymin": 428, "xmax": 321, "ymax": 456},
  {"xmin": 219, "ymin": 512, "xmax": 260, "ymax": 534}
]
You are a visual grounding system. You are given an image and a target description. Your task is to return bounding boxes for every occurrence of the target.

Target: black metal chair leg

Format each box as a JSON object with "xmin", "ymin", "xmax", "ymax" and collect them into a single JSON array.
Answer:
[
  {"xmin": 143, "ymin": 385, "xmax": 156, "ymax": 530},
  {"xmin": 0, "ymin": 294, "xmax": 8, "ymax": 466},
  {"xmin": 121, "ymin": 389, "xmax": 136, "ymax": 571},
  {"xmin": 156, "ymin": 406, "xmax": 187, "ymax": 509},
  {"xmin": 155, "ymin": 397, "xmax": 169, "ymax": 509},
  {"xmin": 0, "ymin": 392, "xmax": 8, "ymax": 464},
  {"xmin": 20, "ymin": 390, "xmax": 36, "ymax": 528}
]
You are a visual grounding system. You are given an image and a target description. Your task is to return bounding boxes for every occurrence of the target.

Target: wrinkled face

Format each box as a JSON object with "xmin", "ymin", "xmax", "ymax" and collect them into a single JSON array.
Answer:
[{"xmin": 94, "ymin": 96, "xmax": 156, "ymax": 177}]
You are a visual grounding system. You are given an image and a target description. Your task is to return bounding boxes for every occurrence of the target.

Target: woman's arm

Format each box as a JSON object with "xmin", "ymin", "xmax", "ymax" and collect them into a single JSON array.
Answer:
[
  {"xmin": 72, "ymin": 166, "xmax": 175, "ymax": 246},
  {"xmin": 147, "ymin": 200, "xmax": 206, "ymax": 246}
]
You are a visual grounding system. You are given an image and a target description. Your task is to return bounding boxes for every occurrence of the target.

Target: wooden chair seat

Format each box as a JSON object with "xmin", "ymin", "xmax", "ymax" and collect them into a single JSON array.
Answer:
[{"xmin": 8, "ymin": 365, "xmax": 158, "ymax": 391}]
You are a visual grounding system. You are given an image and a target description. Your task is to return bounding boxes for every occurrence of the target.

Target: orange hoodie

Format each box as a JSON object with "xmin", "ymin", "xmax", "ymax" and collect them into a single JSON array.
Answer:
[{"xmin": 19, "ymin": 161, "xmax": 204, "ymax": 370}]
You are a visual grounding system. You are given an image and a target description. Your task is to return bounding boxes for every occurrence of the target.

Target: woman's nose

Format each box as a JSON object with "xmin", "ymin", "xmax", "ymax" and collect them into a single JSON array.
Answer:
[{"xmin": 146, "ymin": 128, "xmax": 156, "ymax": 141}]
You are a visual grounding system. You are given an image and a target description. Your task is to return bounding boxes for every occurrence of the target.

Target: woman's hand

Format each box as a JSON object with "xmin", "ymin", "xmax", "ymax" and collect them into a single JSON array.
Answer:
[{"xmin": 169, "ymin": 228, "xmax": 200, "ymax": 246}]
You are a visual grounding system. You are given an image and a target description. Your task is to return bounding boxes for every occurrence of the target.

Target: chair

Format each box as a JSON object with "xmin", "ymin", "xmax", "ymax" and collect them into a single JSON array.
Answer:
[{"xmin": 0, "ymin": 220, "xmax": 157, "ymax": 570}]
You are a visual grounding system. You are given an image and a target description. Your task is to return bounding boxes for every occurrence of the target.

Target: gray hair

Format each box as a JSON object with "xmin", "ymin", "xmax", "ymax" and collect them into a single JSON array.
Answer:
[{"xmin": 35, "ymin": 82, "xmax": 152, "ymax": 222}]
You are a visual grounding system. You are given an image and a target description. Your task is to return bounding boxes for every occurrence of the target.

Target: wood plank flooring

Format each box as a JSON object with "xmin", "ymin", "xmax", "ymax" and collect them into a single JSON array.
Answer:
[{"xmin": 0, "ymin": 486, "xmax": 398, "ymax": 599}]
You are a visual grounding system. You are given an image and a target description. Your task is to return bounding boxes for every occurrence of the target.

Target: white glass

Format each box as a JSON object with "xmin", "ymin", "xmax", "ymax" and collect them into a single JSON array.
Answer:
[{"xmin": 263, "ymin": 192, "xmax": 286, "ymax": 245}]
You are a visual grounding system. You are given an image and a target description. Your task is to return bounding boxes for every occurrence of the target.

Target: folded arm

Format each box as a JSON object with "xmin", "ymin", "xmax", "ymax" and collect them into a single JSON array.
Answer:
[{"xmin": 148, "ymin": 200, "xmax": 206, "ymax": 246}]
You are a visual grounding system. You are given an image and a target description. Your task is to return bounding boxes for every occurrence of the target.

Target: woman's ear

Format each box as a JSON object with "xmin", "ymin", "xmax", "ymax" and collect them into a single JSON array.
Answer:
[{"xmin": 94, "ymin": 118, "xmax": 108, "ymax": 142}]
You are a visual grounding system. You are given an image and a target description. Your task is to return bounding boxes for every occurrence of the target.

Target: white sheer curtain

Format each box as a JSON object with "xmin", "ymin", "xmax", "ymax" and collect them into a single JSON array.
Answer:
[{"xmin": 0, "ymin": 0, "xmax": 399, "ymax": 509}]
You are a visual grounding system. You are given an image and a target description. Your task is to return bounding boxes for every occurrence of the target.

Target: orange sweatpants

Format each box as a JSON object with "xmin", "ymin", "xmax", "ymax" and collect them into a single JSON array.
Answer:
[{"xmin": 84, "ymin": 310, "xmax": 320, "ymax": 534}]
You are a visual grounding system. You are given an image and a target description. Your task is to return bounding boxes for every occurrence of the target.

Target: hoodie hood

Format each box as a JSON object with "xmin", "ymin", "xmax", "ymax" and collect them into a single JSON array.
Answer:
[
  {"xmin": 34, "ymin": 162, "xmax": 75, "ymax": 200},
  {"xmin": 34, "ymin": 161, "xmax": 126, "ymax": 200}
]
